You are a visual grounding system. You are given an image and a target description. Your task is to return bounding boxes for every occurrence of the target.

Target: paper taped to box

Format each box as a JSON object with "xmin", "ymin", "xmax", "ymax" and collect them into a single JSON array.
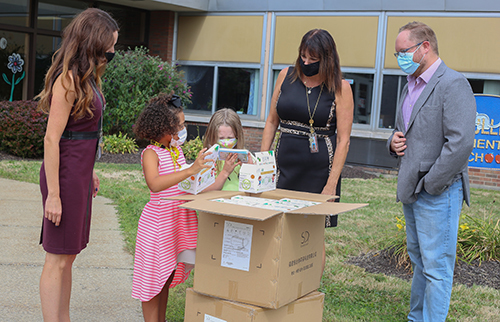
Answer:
[
  {"xmin": 239, "ymin": 151, "xmax": 276, "ymax": 193},
  {"xmin": 178, "ymin": 144, "xmax": 219, "ymax": 195}
]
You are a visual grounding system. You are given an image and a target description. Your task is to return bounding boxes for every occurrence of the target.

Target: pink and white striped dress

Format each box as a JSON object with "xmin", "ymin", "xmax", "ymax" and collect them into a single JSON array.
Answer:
[{"xmin": 132, "ymin": 145, "xmax": 197, "ymax": 302}]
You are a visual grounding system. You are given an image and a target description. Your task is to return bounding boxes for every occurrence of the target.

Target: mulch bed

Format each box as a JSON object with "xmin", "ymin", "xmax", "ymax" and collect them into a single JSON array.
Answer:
[
  {"xmin": 347, "ymin": 248, "xmax": 500, "ymax": 290},
  {"xmin": 2, "ymin": 150, "xmax": 498, "ymax": 290}
]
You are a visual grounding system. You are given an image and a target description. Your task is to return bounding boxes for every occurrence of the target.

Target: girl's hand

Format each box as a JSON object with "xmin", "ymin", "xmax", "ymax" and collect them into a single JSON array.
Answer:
[
  {"xmin": 92, "ymin": 170, "xmax": 100, "ymax": 198},
  {"xmin": 190, "ymin": 148, "xmax": 214, "ymax": 174},
  {"xmin": 221, "ymin": 153, "xmax": 241, "ymax": 175},
  {"xmin": 45, "ymin": 195, "xmax": 62, "ymax": 226},
  {"xmin": 247, "ymin": 152, "xmax": 254, "ymax": 164}
]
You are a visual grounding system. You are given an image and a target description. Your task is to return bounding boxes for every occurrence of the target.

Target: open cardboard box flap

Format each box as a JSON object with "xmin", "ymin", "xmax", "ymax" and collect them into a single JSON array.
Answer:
[
  {"xmin": 175, "ymin": 188, "xmax": 368, "ymax": 221},
  {"xmin": 166, "ymin": 188, "xmax": 337, "ymax": 202}
]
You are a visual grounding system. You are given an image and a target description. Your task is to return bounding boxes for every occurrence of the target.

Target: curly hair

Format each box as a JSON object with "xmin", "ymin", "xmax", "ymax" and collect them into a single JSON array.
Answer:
[{"xmin": 133, "ymin": 93, "xmax": 183, "ymax": 142}]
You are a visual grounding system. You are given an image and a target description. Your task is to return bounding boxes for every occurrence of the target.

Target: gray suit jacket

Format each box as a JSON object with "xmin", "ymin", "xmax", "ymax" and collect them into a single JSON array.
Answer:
[{"xmin": 387, "ymin": 61, "xmax": 476, "ymax": 205}]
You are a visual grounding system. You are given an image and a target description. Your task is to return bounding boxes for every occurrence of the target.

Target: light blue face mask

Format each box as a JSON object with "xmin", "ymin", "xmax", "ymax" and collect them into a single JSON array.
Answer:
[
  {"xmin": 396, "ymin": 43, "xmax": 424, "ymax": 75},
  {"xmin": 170, "ymin": 127, "xmax": 187, "ymax": 147}
]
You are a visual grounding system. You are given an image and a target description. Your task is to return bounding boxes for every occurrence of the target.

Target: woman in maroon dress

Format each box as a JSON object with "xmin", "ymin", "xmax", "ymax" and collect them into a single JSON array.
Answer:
[{"xmin": 36, "ymin": 8, "xmax": 118, "ymax": 321}]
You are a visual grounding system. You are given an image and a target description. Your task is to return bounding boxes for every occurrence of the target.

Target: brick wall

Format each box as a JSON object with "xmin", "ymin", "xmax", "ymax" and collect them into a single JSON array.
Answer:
[
  {"xmin": 148, "ymin": 11, "xmax": 175, "ymax": 62},
  {"xmin": 469, "ymin": 167, "xmax": 500, "ymax": 190}
]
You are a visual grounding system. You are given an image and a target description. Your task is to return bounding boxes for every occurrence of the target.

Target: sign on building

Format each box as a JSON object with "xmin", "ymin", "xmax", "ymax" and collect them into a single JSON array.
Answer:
[{"xmin": 469, "ymin": 95, "xmax": 500, "ymax": 168}]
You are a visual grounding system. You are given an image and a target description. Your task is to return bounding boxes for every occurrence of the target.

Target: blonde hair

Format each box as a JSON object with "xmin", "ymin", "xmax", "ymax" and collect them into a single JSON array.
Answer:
[
  {"xmin": 399, "ymin": 21, "xmax": 439, "ymax": 56},
  {"xmin": 203, "ymin": 108, "xmax": 245, "ymax": 149},
  {"xmin": 36, "ymin": 8, "xmax": 119, "ymax": 119}
]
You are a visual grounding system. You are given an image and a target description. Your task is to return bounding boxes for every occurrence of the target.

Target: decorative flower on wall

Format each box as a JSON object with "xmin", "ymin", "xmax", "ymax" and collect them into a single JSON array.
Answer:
[
  {"xmin": 0, "ymin": 38, "xmax": 7, "ymax": 50},
  {"xmin": 7, "ymin": 53, "xmax": 24, "ymax": 73},
  {"xmin": 2, "ymin": 53, "xmax": 25, "ymax": 101}
]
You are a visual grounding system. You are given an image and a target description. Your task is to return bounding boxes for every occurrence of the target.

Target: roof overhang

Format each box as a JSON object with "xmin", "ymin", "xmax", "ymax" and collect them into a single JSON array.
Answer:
[{"xmin": 98, "ymin": 0, "xmax": 209, "ymax": 12}]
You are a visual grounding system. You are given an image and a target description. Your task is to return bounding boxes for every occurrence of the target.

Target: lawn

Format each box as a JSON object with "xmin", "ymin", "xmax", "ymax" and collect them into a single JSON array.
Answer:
[{"xmin": 1, "ymin": 159, "xmax": 499, "ymax": 321}]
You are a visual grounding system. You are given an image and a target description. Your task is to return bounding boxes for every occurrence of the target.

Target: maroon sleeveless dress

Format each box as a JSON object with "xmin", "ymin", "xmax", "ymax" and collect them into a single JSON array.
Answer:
[{"xmin": 39, "ymin": 85, "xmax": 103, "ymax": 254}]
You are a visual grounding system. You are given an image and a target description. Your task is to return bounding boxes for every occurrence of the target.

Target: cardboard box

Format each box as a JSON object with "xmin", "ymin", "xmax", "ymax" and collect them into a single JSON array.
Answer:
[
  {"xmin": 239, "ymin": 151, "xmax": 276, "ymax": 193},
  {"xmin": 184, "ymin": 288, "xmax": 325, "ymax": 322},
  {"xmin": 178, "ymin": 144, "xmax": 219, "ymax": 195},
  {"xmin": 173, "ymin": 189, "xmax": 367, "ymax": 309}
]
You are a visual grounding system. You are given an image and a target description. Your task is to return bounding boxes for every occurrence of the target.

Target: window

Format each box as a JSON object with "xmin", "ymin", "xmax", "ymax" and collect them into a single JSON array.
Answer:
[
  {"xmin": 0, "ymin": 30, "xmax": 27, "ymax": 101},
  {"xmin": 37, "ymin": 0, "xmax": 87, "ymax": 31},
  {"xmin": 379, "ymin": 75, "xmax": 407, "ymax": 129},
  {"xmin": 217, "ymin": 67, "xmax": 259, "ymax": 115},
  {"xmin": 180, "ymin": 64, "xmax": 260, "ymax": 116},
  {"xmin": 35, "ymin": 35, "xmax": 61, "ymax": 95},
  {"xmin": 343, "ymin": 73, "xmax": 374, "ymax": 125},
  {"xmin": 179, "ymin": 65, "xmax": 214, "ymax": 113},
  {"xmin": 468, "ymin": 79, "xmax": 500, "ymax": 95},
  {"xmin": 98, "ymin": 3, "xmax": 147, "ymax": 45},
  {"xmin": 0, "ymin": 0, "xmax": 29, "ymax": 27}
]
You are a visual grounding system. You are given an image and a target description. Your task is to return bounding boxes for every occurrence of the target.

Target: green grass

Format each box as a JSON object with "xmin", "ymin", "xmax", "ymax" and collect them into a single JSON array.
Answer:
[{"xmin": 1, "ymin": 160, "xmax": 499, "ymax": 321}]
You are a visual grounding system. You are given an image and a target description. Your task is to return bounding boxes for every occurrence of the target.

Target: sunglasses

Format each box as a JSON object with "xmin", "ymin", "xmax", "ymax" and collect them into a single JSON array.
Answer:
[{"xmin": 171, "ymin": 94, "xmax": 182, "ymax": 108}]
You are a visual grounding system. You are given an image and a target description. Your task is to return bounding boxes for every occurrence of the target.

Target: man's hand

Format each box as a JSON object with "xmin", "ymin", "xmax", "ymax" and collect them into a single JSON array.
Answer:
[{"xmin": 390, "ymin": 131, "xmax": 407, "ymax": 156}]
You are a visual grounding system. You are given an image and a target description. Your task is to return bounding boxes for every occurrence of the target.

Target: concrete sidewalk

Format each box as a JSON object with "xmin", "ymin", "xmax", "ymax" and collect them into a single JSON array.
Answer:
[{"xmin": 0, "ymin": 178, "xmax": 143, "ymax": 321}]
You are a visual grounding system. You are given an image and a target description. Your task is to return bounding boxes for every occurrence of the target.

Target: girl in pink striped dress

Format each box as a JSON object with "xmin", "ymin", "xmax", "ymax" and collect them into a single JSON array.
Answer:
[{"xmin": 132, "ymin": 93, "xmax": 213, "ymax": 321}]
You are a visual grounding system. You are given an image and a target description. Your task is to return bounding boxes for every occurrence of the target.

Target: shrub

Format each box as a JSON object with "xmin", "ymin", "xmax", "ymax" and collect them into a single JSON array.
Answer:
[
  {"xmin": 0, "ymin": 100, "xmax": 47, "ymax": 158},
  {"xmin": 102, "ymin": 132, "xmax": 138, "ymax": 154},
  {"xmin": 457, "ymin": 214, "xmax": 500, "ymax": 263},
  {"xmin": 384, "ymin": 213, "xmax": 500, "ymax": 271},
  {"xmin": 102, "ymin": 47, "xmax": 191, "ymax": 137},
  {"xmin": 182, "ymin": 136, "xmax": 203, "ymax": 162}
]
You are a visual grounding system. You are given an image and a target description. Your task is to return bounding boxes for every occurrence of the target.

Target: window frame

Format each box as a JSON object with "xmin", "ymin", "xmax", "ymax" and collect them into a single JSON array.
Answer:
[{"xmin": 176, "ymin": 60, "xmax": 264, "ymax": 120}]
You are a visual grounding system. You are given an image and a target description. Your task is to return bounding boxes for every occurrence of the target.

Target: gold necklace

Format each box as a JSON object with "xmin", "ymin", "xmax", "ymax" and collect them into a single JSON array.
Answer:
[{"xmin": 306, "ymin": 84, "xmax": 323, "ymax": 133}]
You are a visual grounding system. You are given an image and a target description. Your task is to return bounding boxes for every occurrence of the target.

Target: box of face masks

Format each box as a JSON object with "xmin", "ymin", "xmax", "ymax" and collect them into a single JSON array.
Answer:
[
  {"xmin": 238, "ymin": 151, "xmax": 276, "ymax": 193},
  {"xmin": 178, "ymin": 144, "xmax": 219, "ymax": 195}
]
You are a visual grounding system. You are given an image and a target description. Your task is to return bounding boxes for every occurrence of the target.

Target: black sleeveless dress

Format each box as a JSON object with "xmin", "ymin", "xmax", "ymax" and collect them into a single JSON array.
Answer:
[{"xmin": 275, "ymin": 67, "xmax": 340, "ymax": 227}]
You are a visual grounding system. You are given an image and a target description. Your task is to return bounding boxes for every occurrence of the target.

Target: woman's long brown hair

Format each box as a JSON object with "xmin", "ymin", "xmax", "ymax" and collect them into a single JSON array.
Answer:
[
  {"xmin": 291, "ymin": 29, "xmax": 342, "ymax": 95},
  {"xmin": 36, "ymin": 8, "xmax": 119, "ymax": 119}
]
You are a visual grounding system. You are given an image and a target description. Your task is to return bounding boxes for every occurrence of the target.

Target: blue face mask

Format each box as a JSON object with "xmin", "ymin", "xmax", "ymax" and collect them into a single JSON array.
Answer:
[
  {"xmin": 170, "ymin": 127, "xmax": 187, "ymax": 147},
  {"xmin": 396, "ymin": 43, "xmax": 424, "ymax": 75}
]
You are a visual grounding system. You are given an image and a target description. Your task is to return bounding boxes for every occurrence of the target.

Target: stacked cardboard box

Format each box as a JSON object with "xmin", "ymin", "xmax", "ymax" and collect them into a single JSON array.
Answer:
[{"xmin": 171, "ymin": 189, "xmax": 367, "ymax": 321}]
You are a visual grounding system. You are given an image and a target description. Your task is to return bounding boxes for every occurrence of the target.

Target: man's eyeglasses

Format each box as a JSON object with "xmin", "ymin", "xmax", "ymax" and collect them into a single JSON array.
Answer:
[
  {"xmin": 170, "ymin": 94, "xmax": 182, "ymax": 108},
  {"xmin": 394, "ymin": 41, "xmax": 424, "ymax": 58}
]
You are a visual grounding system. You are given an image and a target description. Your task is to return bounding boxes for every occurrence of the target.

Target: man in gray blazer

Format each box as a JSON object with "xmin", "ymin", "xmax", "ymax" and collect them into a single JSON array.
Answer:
[{"xmin": 387, "ymin": 22, "xmax": 476, "ymax": 322}]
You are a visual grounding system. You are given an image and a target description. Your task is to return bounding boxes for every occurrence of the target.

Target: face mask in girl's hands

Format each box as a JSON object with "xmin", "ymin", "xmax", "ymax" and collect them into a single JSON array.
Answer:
[
  {"xmin": 217, "ymin": 138, "xmax": 237, "ymax": 149},
  {"xmin": 170, "ymin": 127, "xmax": 187, "ymax": 147}
]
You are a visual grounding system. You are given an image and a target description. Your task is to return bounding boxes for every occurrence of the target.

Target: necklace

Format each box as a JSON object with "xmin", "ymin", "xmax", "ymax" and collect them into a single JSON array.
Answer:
[
  {"xmin": 305, "ymin": 84, "xmax": 323, "ymax": 153},
  {"xmin": 151, "ymin": 140, "xmax": 181, "ymax": 171},
  {"xmin": 306, "ymin": 84, "xmax": 323, "ymax": 130}
]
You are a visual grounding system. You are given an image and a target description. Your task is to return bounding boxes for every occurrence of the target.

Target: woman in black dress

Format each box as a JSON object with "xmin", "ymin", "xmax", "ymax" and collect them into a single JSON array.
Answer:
[
  {"xmin": 36, "ymin": 8, "xmax": 118, "ymax": 321},
  {"xmin": 262, "ymin": 28, "xmax": 353, "ymax": 219},
  {"xmin": 261, "ymin": 28, "xmax": 354, "ymax": 267}
]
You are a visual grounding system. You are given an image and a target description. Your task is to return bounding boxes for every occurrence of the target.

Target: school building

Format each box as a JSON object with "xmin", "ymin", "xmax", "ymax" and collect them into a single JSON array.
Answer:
[{"xmin": 1, "ymin": 0, "xmax": 499, "ymax": 188}]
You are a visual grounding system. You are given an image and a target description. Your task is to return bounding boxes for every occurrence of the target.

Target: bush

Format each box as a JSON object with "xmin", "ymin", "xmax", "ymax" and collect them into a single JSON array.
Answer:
[
  {"xmin": 0, "ymin": 100, "xmax": 47, "ymax": 158},
  {"xmin": 384, "ymin": 213, "xmax": 500, "ymax": 271},
  {"xmin": 182, "ymin": 136, "xmax": 203, "ymax": 162},
  {"xmin": 457, "ymin": 214, "xmax": 500, "ymax": 263},
  {"xmin": 102, "ymin": 132, "xmax": 138, "ymax": 154},
  {"xmin": 102, "ymin": 47, "xmax": 191, "ymax": 137}
]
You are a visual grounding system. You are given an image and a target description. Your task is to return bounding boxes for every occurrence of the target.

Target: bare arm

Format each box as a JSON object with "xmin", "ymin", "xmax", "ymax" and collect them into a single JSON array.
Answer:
[
  {"xmin": 203, "ymin": 153, "xmax": 241, "ymax": 192},
  {"xmin": 322, "ymin": 80, "xmax": 354, "ymax": 196},
  {"xmin": 43, "ymin": 75, "xmax": 74, "ymax": 226},
  {"xmin": 261, "ymin": 68, "xmax": 288, "ymax": 151},
  {"xmin": 143, "ymin": 148, "xmax": 213, "ymax": 193}
]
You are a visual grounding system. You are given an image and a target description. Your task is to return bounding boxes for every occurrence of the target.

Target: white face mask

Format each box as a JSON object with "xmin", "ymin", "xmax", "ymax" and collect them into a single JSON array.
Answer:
[{"xmin": 170, "ymin": 127, "xmax": 187, "ymax": 147}]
